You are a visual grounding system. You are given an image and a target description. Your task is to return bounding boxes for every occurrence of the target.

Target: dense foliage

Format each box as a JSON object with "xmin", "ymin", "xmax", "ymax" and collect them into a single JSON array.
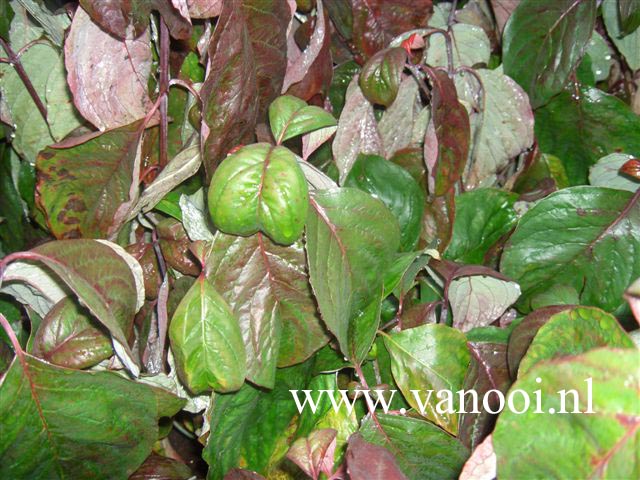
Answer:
[{"xmin": 0, "ymin": 0, "xmax": 639, "ymax": 478}]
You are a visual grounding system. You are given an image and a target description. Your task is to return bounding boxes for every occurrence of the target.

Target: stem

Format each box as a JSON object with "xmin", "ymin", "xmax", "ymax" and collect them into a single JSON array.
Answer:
[
  {"xmin": 353, "ymin": 362, "xmax": 389, "ymax": 441},
  {"xmin": 421, "ymin": 29, "xmax": 455, "ymax": 77},
  {"xmin": 159, "ymin": 17, "xmax": 170, "ymax": 168},
  {"xmin": 0, "ymin": 313, "xmax": 23, "ymax": 357},
  {"xmin": 405, "ymin": 62, "xmax": 432, "ymax": 101},
  {"xmin": 447, "ymin": 0, "xmax": 458, "ymax": 28},
  {"xmin": 0, "ymin": 36, "xmax": 48, "ymax": 123}
]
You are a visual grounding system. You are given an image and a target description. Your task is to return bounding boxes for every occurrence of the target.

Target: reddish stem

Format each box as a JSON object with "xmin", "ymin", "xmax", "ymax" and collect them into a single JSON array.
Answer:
[
  {"xmin": 0, "ymin": 36, "xmax": 48, "ymax": 123},
  {"xmin": 159, "ymin": 17, "xmax": 170, "ymax": 168}
]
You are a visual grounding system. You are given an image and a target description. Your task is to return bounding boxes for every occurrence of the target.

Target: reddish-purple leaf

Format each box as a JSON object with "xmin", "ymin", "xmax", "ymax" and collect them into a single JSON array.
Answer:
[
  {"xmin": 347, "ymin": 434, "xmax": 407, "ymax": 480},
  {"xmin": 459, "ymin": 342, "xmax": 511, "ymax": 450},
  {"xmin": 243, "ymin": 0, "xmax": 293, "ymax": 117},
  {"xmin": 286, "ymin": 429, "xmax": 337, "ymax": 479},
  {"xmin": 422, "ymin": 188, "xmax": 455, "ymax": 252},
  {"xmin": 32, "ymin": 297, "xmax": 113, "ymax": 369},
  {"xmin": 65, "ymin": 7, "xmax": 154, "ymax": 131},
  {"xmin": 428, "ymin": 70, "xmax": 470, "ymax": 196},
  {"xmin": 200, "ymin": 0, "xmax": 259, "ymax": 178},
  {"xmin": 187, "ymin": 0, "xmax": 223, "ymax": 18},
  {"xmin": 491, "ymin": 0, "xmax": 519, "ymax": 33},
  {"xmin": 283, "ymin": 0, "xmax": 333, "ymax": 100},
  {"xmin": 79, "ymin": 0, "xmax": 191, "ymax": 40},
  {"xmin": 351, "ymin": 0, "xmax": 433, "ymax": 59},
  {"xmin": 205, "ymin": 233, "xmax": 328, "ymax": 387},
  {"xmin": 506, "ymin": 305, "xmax": 573, "ymax": 380},
  {"xmin": 130, "ymin": 453, "xmax": 193, "ymax": 479}
]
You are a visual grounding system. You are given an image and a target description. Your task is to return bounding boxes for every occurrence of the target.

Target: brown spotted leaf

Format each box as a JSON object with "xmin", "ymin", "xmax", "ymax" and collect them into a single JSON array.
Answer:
[
  {"xmin": 36, "ymin": 121, "xmax": 142, "ymax": 239},
  {"xmin": 201, "ymin": 0, "xmax": 258, "ymax": 178},
  {"xmin": 65, "ymin": 6, "xmax": 154, "ymax": 131}
]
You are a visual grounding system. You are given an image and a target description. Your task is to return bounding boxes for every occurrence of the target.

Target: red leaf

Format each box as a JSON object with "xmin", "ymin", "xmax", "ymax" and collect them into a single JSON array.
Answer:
[
  {"xmin": 351, "ymin": 0, "xmax": 433, "ymax": 59},
  {"xmin": 283, "ymin": 0, "xmax": 333, "ymax": 100},
  {"xmin": 243, "ymin": 0, "xmax": 293, "ymax": 116},
  {"xmin": 620, "ymin": 158, "xmax": 640, "ymax": 180},
  {"xmin": 79, "ymin": 0, "xmax": 191, "ymax": 40},
  {"xmin": 428, "ymin": 70, "xmax": 470, "ymax": 196},
  {"xmin": 346, "ymin": 434, "xmax": 407, "ymax": 480}
]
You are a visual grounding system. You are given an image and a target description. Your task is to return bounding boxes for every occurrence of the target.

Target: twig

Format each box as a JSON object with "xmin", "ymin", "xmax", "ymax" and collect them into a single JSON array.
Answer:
[
  {"xmin": 159, "ymin": 17, "xmax": 170, "ymax": 168},
  {"xmin": 0, "ymin": 36, "xmax": 48, "ymax": 123}
]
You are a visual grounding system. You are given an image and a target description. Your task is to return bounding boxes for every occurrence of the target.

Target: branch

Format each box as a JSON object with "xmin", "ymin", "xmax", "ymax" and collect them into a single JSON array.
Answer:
[{"xmin": 0, "ymin": 36, "xmax": 48, "ymax": 123}]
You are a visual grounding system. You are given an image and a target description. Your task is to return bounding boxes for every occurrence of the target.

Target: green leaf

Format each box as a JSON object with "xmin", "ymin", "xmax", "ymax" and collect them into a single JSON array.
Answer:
[
  {"xmin": 585, "ymin": 31, "xmax": 613, "ymax": 82},
  {"xmin": 0, "ymin": 0, "xmax": 13, "ymax": 39},
  {"xmin": 359, "ymin": 414, "xmax": 469, "ymax": 480},
  {"xmin": 383, "ymin": 324, "xmax": 470, "ymax": 434},
  {"xmin": 0, "ymin": 351, "xmax": 181, "ymax": 479},
  {"xmin": 208, "ymin": 143, "xmax": 309, "ymax": 245},
  {"xmin": 445, "ymin": 188, "xmax": 519, "ymax": 265},
  {"xmin": 603, "ymin": 0, "xmax": 640, "ymax": 70},
  {"xmin": 513, "ymin": 153, "xmax": 570, "ymax": 193},
  {"xmin": 455, "ymin": 69, "xmax": 534, "ymax": 188},
  {"xmin": 618, "ymin": 0, "xmax": 640, "ymax": 35},
  {"xmin": 502, "ymin": 0, "xmax": 597, "ymax": 108},
  {"xmin": 168, "ymin": 275, "xmax": 246, "ymax": 394},
  {"xmin": 268, "ymin": 95, "xmax": 337, "ymax": 145},
  {"xmin": 589, "ymin": 153, "xmax": 640, "ymax": 192},
  {"xmin": 305, "ymin": 188, "xmax": 400, "ymax": 359},
  {"xmin": 345, "ymin": 154, "xmax": 425, "ymax": 251},
  {"xmin": 359, "ymin": 47, "xmax": 407, "ymax": 107},
  {"xmin": 517, "ymin": 306, "xmax": 634, "ymax": 376},
  {"xmin": 31, "ymin": 297, "xmax": 112, "ymax": 369},
  {"xmin": 493, "ymin": 348, "xmax": 640, "ymax": 479},
  {"xmin": 535, "ymin": 86, "xmax": 640, "ymax": 185},
  {"xmin": 203, "ymin": 362, "xmax": 313, "ymax": 480},
  {"xmin": 205, "ymin": 232, "xmax": 328, "ymax": 388},
  {"xmin": 0, "ymin": 147, "xmax": 27, "ymax": 254},
  {"xmin": 36, "ymin": 121, "xmax": 142, "ymax": 239},
  {"xmin": 501, "ymin": 187, "xmax": 640, "ymax": 313},
  {"xmin": 449, "ymin": 274, "xmax": 521, "ymax": 332},
  {"xmin": 328, "ymin": 61, "xmax": 360, "ymax": 118}
]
